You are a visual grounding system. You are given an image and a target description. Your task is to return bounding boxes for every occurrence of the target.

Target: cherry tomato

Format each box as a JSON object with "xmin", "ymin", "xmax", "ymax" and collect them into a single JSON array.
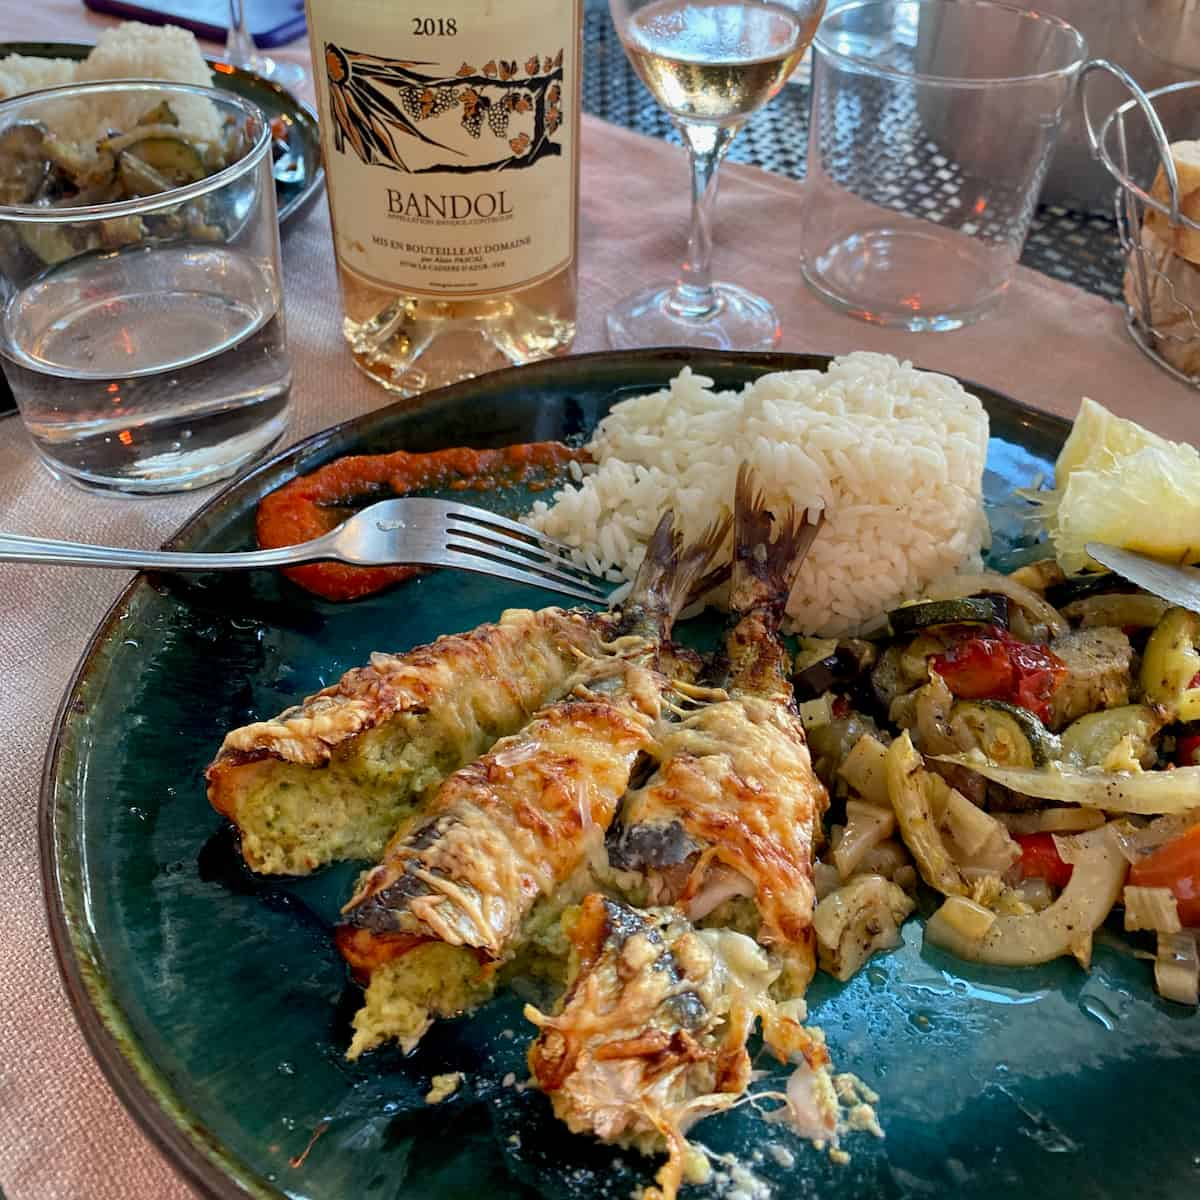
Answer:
[
  {"xmin": 1015, "ymin": 832, "xmax": 1074, "ymax": 890},
  {"xmin": 930, "ymin": 636, "xmax": 1014, "ymax": 697},
  {"xmin": 1177, "ymin": 731, "xmax": 1200, "ymax": 768},
  {"xmin": 1128, "ymin": 823, "xmax": 1200, "ymax": 926},
  {"xmin": 931, "ymin": 627, "xmax": 1066, "ymax": 723}
]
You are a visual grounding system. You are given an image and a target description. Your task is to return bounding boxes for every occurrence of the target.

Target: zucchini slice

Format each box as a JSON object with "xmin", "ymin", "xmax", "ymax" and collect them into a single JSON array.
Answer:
[
  {"xmin": 118, "ymin": 152, "xmax": 174, "ymax": 198},
  {"xmin": 1059, "ymin": 705, "xmax": 1165, "ymax": 769},
  {"xmin": 1045, "ymin": 571, "xmax": 1131, "ymax": 608},
  {"xmin": 119, "ymin": 136, "xmax": 207, "ymax": 189},
  {"xmin": 949, "ymin": 700, "xmax": 1058, "ymax": 768},
  {"xmin": 1141, "ymin": 608, "xmax": 1200, "ymax": 722},
  {"xmin": 889, "ymin": 595, "xmax": 1009, "ymax": 636},
  {"xmin": 17, "ymin": 223, "xmax": 80, "ymax": 265}
]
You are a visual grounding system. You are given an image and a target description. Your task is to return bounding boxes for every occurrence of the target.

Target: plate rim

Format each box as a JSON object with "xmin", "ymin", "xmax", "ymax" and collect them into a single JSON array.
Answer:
[
  {"xmin": 38, "ymin": 348, "xmax": 1072, "ymax": 1200},
  {"xmin": 0, "ymin": 40, "xmax": 325, "ymax": 227}
]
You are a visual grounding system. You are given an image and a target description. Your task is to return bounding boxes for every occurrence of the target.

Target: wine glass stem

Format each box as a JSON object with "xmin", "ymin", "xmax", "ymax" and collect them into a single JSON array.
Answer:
[
  {"xmin": 226, "ymin": 0, "xmax": 256, "ymax": 69},
  {"xmin": 669, "ymin": 121, "xmax": 739, "ymax": 320}
]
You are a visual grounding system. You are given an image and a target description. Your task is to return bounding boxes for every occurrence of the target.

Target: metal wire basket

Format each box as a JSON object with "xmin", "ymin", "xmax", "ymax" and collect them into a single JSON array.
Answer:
[{"xmin": 1084, "ymin": 69, "xmax": 1200, "ymax": 387}]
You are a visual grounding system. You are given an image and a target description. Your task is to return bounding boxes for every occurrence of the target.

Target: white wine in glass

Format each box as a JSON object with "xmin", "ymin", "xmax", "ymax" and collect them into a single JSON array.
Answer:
[{"xmin": 607, "ymin": 0, "xmax": 825, "ymax": 349}]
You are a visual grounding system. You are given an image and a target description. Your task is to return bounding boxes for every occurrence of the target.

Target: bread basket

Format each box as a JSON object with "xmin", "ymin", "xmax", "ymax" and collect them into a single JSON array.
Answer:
[{"xmin": 1084, "ymin": 68, "xmax": 1200, "ymax": 386}]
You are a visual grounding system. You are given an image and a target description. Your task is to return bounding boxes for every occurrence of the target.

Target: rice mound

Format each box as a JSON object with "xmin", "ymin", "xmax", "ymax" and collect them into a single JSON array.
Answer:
[
  {"xmin": 0, "ymin": 22, "xmax": 220, "ymax": 146},
  {"xmin": 528, "ymin": 352, "xmax": 990, "ymax": 636}
]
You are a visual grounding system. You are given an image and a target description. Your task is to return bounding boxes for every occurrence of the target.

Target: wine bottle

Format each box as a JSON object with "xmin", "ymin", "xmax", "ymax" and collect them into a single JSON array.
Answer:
[{"xmin": 305, "ymin": 0, "xmax": 581, "ymax": 395}]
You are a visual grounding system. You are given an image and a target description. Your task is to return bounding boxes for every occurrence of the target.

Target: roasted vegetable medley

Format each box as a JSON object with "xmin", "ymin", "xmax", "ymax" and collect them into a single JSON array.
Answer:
[
  {"xmin": 0, "ymin": 101, "xmax": 248, "ymax": 263},
  {"xmin": 800, "ymin": 563, "xmax": 1200, "ymax": 1006}
]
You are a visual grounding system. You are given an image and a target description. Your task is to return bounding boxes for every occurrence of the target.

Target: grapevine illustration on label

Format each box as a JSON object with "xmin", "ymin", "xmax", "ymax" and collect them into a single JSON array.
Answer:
[{"xmin": 324, "ymin": 44, "xmax": 565, "ymax": 175}]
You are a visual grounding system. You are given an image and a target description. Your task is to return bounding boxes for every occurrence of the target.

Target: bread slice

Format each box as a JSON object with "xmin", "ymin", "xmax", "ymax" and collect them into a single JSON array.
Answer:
[
  {"xmin": 1146, "ymin": 140, "xmax": 1200, "ymax": 265},
  {"xmin": 1123, "ymin": 223, "xmax": 1200, "ymax": 376}
]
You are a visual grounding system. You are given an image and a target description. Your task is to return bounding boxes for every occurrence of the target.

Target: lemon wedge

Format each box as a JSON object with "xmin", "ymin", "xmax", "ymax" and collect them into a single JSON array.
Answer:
[
  {"xmin": 1039, "ymin": 399, "xmax": 1200, "ymax": 573},
  {"xmin": 1054, "ymin": 397, "xmax": 1181, "ymax": 486}
]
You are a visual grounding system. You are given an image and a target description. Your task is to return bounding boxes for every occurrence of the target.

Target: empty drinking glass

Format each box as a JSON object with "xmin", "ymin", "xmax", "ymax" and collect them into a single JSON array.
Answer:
[{"xmin": 798, "ymin": 0, "xmax": 1088, "ymax": 330}]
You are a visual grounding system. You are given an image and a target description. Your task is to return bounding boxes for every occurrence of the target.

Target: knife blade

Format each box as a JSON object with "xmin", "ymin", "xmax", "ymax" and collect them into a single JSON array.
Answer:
[{"xmin": 1085, "ymin": 543, "xmax": 1200, "ymax": 615}]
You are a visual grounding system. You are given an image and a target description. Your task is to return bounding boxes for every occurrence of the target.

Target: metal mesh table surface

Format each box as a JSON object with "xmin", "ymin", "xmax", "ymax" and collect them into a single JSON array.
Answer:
[{"xmin": 581, "ymin": 1, "xmax": 1124, "ymax": 303}]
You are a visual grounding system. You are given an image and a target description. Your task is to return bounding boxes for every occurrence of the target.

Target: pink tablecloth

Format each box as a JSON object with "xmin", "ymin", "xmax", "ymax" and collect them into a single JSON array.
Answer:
[{"xmin": 0, "ymin": 6, "xmax": 1197, "ymax": 1200}]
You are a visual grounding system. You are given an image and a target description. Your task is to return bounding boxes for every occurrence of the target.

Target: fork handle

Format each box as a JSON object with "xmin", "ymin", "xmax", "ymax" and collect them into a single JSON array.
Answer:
[{"xmin": 0, "ymin": 532, "xmax": 335, "ymax": 571}]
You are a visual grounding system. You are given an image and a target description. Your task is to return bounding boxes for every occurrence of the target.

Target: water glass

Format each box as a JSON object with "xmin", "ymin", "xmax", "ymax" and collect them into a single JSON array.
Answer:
[
  {"xmin": 798, "ymin": 0, "xmax": 1088, "ymax": 330},
  {"xmin": 0, "ymin": 81, "xmax": 291, "ymax": 494}
]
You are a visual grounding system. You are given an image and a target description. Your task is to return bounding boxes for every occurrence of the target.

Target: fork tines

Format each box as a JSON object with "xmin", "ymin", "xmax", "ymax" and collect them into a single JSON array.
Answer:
[{"xmin": 442, "ymin": 505, "xmax": 610, "ymax": 605}]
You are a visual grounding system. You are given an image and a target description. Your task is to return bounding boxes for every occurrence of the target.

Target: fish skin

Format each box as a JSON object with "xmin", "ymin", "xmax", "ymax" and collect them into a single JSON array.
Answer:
[
  {"xmin": 336, "ymin": 511, "xmax": 731, "ymax": 1048},
  {"xmin": 609, "ymin": 466, "xmax": 829, "ymax": 992}
]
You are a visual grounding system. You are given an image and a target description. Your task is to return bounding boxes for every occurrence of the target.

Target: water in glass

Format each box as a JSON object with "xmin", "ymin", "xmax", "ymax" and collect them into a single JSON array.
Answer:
[{"xmin": 0, "ymin": 241, "xmax": 290, "ymax": 491}]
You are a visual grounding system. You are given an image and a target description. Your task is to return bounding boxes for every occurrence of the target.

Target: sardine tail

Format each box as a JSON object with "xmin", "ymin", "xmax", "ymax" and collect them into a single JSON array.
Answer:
[
  {"xmin": 730, "ymin": 463, "xmax": 822, "ymax": 615},
  {"xmin": 623, "ymin": 509, "xmax": 732, "ymax": 631}
]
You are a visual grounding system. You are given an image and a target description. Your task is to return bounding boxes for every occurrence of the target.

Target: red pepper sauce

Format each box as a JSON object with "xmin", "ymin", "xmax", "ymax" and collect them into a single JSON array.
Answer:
[{"xmin": 256, "ymin": 441, "xmax": 587, "ymax": 601}]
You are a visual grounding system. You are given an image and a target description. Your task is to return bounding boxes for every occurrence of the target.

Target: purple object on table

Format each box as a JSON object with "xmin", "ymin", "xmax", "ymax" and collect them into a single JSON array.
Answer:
[{"xmin": 81, "ymin": 0, "xmax": 306, "ymax": 48}]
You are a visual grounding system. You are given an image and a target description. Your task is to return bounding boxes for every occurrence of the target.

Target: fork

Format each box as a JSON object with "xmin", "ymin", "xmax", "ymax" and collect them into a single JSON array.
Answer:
[{"xmin": 0, "ymin": 497, "xmax": 612, "ymax": 605}]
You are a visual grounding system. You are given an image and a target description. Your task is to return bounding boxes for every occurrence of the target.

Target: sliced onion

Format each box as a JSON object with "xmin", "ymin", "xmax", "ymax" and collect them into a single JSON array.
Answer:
[
  {"xmin": 920, "ymin": 572, "xmax": 1067, "ymax": 637},
  {"xmin": 838, "ymin": 734, "xmax": 891, "ymax": 808},
  {"xmin": 1123, "ymin": 886, "xmax": 1182, "ymax": 934},
  {"xmin": 833, "ymin": 800, "xmax": 896, "ymax": 879},
  {"xmin": 797, "ymin": 693, "xmax": 834, "ymax": 731},
  {"xmin": 1155, "ymin": 932, "xmax": 1200, "ymax": 1006},
  {"xmin": 1110, "ymin": 810, "xmax": 1200, "ymax": 864},
  {"xmin": 925, "ymin": 824, "xmax": 1127, "ymax": 966},
  {"xmin": 935, "ymin": 753, "xmax": 1200, "ymax": 815},
  {"xmin": 996, "ymin": 807, "xmax": 1107, "ymax": 835}
]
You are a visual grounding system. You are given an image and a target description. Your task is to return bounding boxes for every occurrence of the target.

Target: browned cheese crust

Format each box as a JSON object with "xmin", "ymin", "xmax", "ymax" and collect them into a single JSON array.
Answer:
[
  {"xmin": 614, "ymin": 695, "xmax": 828, "ymax": 991},
  {"xmin": 336, "ymin": 656, "xmax": 666, "ymax": 973},
  {"xmin": 206, "ymin": 606, "xmax": 605, "ymax": 874},
  {"xmin": 526, "ymin": 895, "xmax": 777, "ymax": 1200}
]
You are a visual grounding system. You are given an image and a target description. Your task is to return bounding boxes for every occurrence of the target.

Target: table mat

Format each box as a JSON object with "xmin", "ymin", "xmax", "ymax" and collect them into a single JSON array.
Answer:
[{"xmin": 0, "ymin": 8, "xmax": 1197, "ymax": 1199}]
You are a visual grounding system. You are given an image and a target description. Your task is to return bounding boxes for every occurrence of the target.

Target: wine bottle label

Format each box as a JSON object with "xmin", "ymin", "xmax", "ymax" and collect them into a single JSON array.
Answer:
[{"xmin": 309, "ymin": 2, "xmax": 579, "ymax": 300}]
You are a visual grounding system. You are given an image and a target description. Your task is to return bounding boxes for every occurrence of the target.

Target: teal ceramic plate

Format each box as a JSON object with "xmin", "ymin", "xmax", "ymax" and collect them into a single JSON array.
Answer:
[
  {"xmin": 42, "ymin": 351, "xmax": 1200, "ymax": 1200},
  {"xmin": 0, "ymin": 42, "xmax": 323, "ymax": 226}
]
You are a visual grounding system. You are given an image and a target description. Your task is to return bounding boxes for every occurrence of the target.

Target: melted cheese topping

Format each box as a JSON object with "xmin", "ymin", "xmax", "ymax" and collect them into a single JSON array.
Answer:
[
  {"xmin": 207, "ymin": 607, "xmax": 602, "ymax": 874},
  {"xmin": 620, "ymin": 696, "xmax": 828, "ymax": 991},
  {"xmin": 527, "ymin": 896, "xmax": 835, "ymax": 1200},
  {"xmin": 527, "ymin": 897, "xmax": 766, "ymax": 1195},
  {"xmin": 339, "ymin": 654, "xmax": 665, "ymax": 966}
]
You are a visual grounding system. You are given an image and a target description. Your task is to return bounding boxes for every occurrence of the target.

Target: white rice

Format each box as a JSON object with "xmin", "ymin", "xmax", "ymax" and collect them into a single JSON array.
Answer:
[
  {"xmin": 528, "ymin": 352, "xmax": 990, "ymax": 636},
  {"xmin": 0, "ymin": 22, "xmax": 220, "ymax": 146}
]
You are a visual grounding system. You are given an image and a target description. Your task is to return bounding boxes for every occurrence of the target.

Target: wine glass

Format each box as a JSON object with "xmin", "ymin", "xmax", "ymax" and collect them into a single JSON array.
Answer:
[
  {"xmin": 606, "ymin": 0, "xmax": 826, "ymax": 350},
  {"xmin": 225, "ymin": 0, "xmax": 307, "ymax": 91}
]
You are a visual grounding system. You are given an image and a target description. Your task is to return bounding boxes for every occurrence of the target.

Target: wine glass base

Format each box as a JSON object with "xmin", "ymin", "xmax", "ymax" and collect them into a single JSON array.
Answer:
[
  {"xmin": 605, "ymin": 282, "xmax": 782, "ymax": 351},
  {"xmin": 243, "ymin": 54, "xmax": 307, "ymax": 91}
]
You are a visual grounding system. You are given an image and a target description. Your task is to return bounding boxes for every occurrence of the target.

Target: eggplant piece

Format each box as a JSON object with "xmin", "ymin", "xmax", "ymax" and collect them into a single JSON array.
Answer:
[
  {"xmin": 792, "ymin": 638, "xmax": 876, "ymax": 700},
  {"xmin": 136, "ymin": 101, "xmax": 180, "ymax": 128},
  {"xmin": 888, "ymin": 595, "xmax": 1010, "ymax": 636},
  {"xmin": 0, "ymin": 121, "xmax": 52, "ymax": 205},
  {"xmin": 1045, "ymin": 571, "xmax": 1134, "ymax": 608}
]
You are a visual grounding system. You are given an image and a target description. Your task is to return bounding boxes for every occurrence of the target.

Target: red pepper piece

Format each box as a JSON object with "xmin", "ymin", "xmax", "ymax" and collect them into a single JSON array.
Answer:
[{"xmin": 1015, "ymin": 832, "xmax": 1074, "ymax": 890}]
